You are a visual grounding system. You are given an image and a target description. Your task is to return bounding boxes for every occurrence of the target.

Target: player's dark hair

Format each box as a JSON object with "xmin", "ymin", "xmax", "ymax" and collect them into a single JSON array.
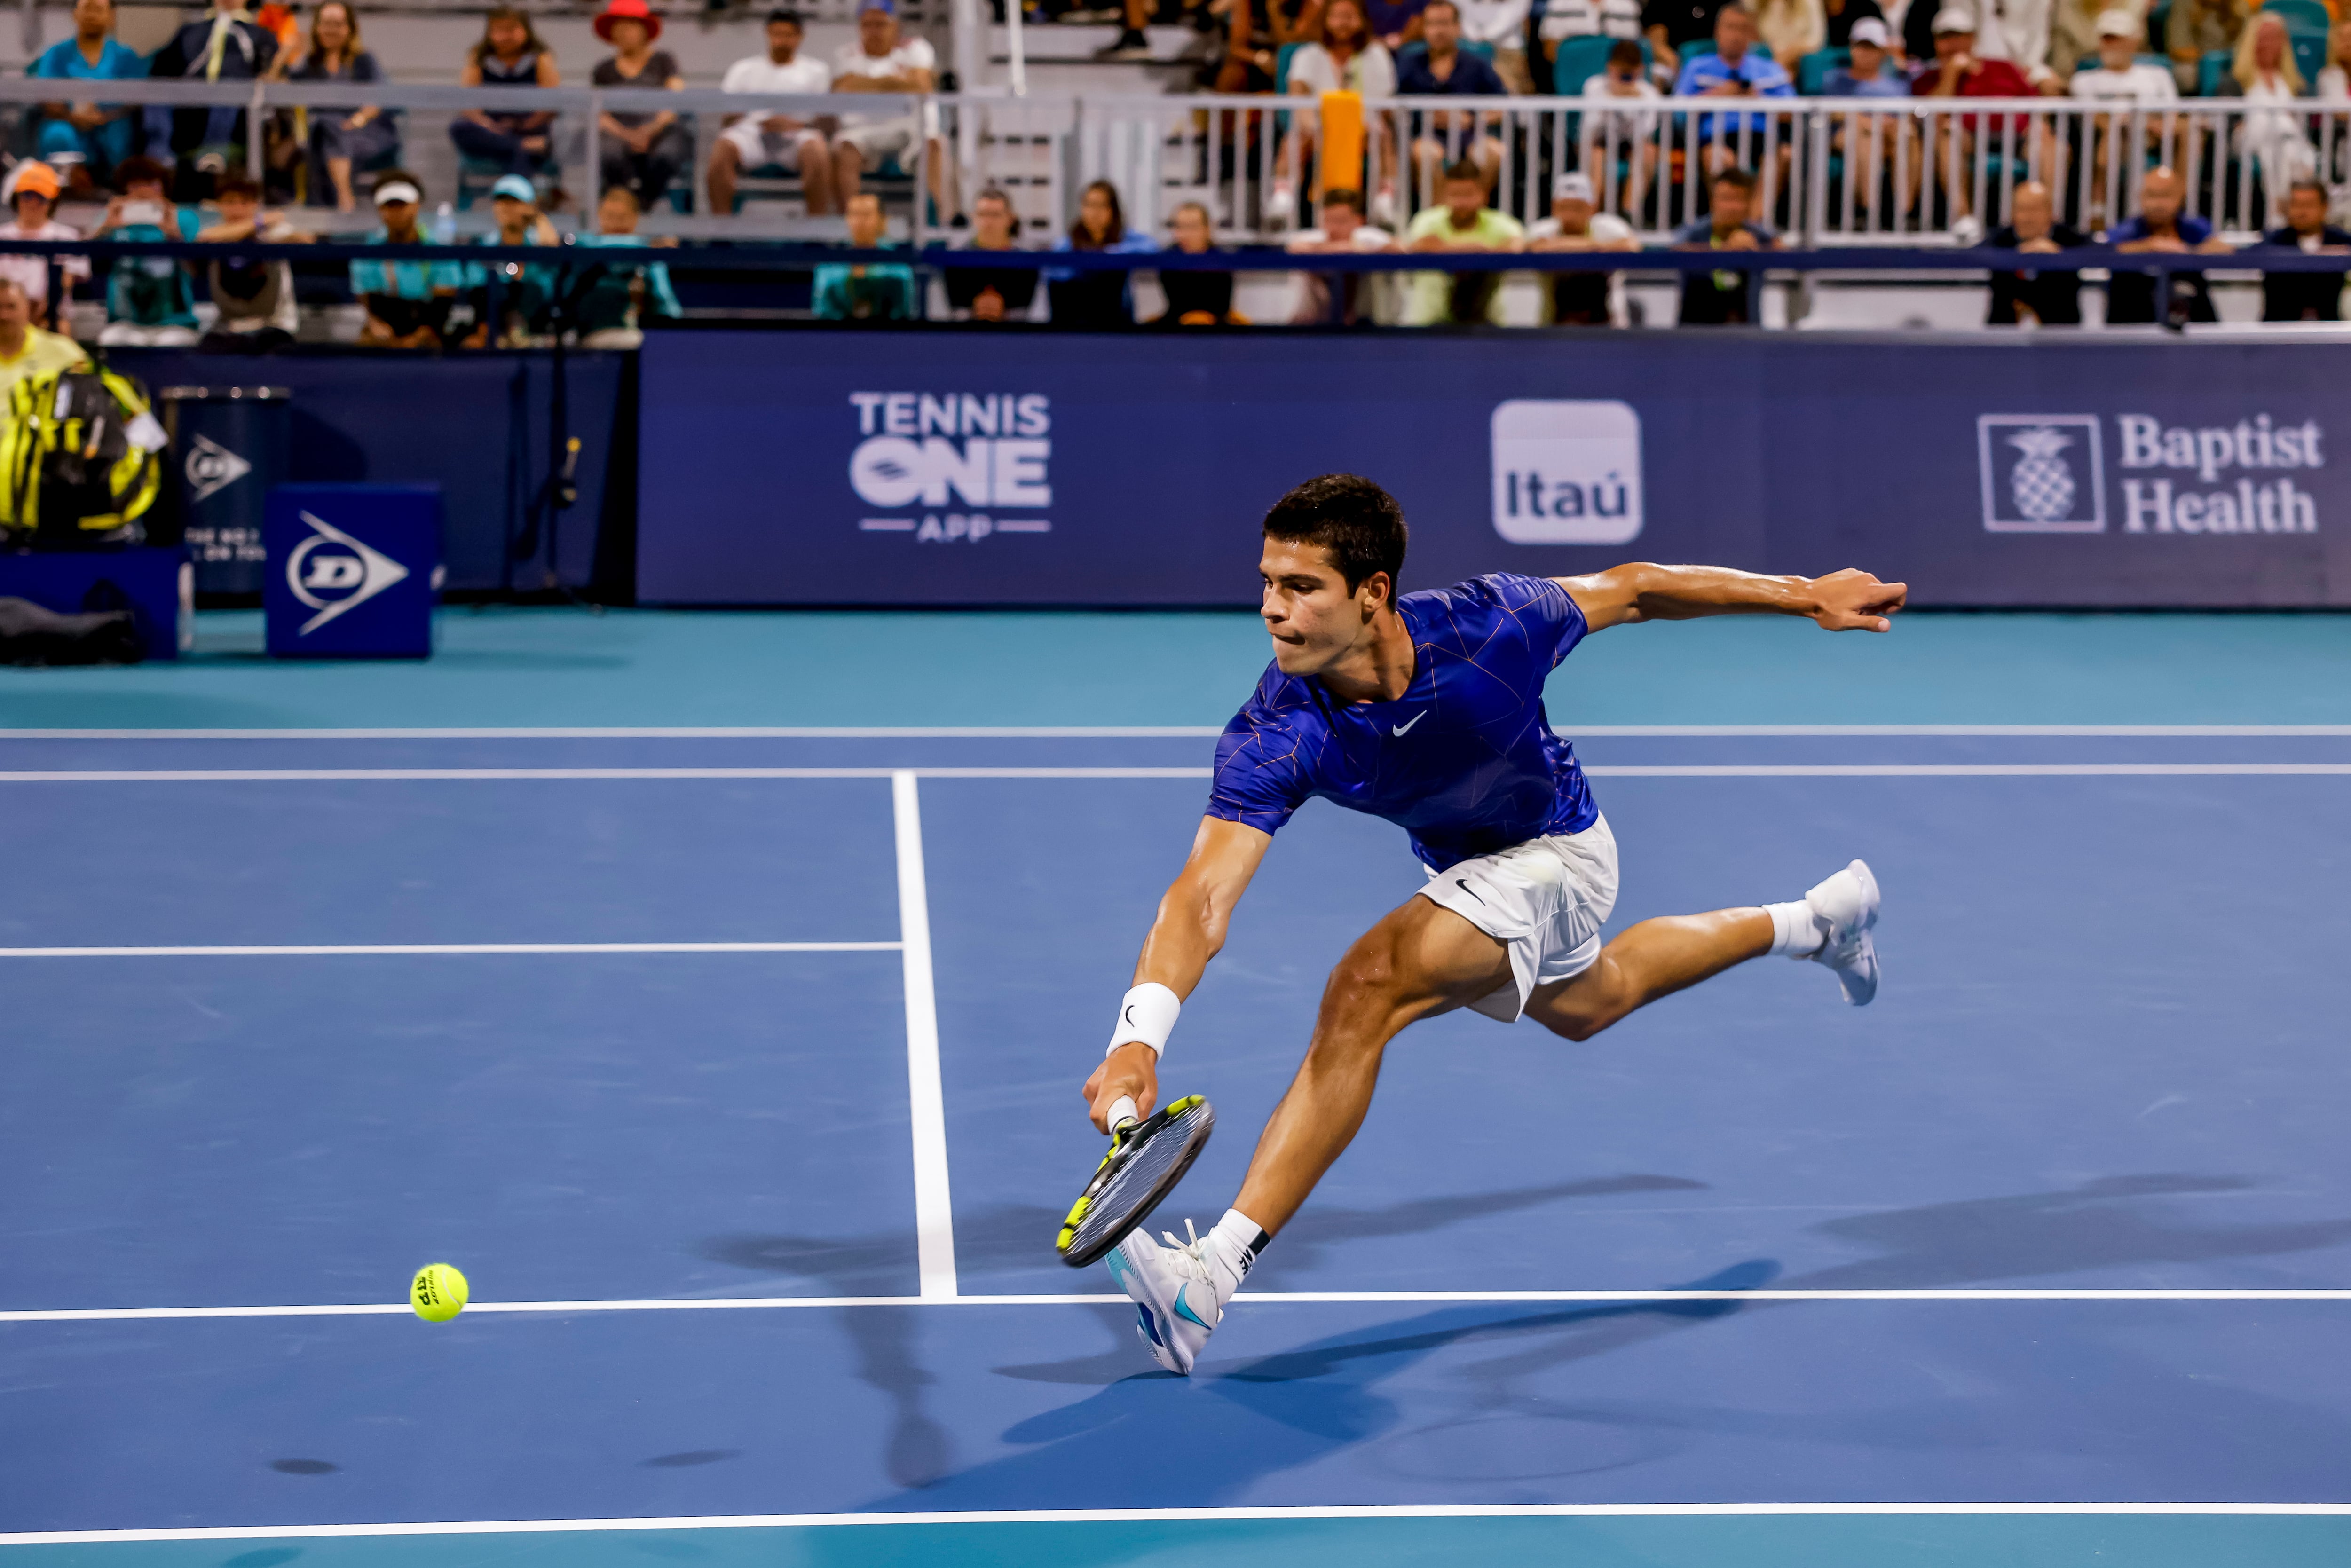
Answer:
[
  {"xmin": 1712, "ymin": 165, "xmax": 1759, "ymax": 195},
  {"xmin": 1262, "ymin": 474, "xmax": 1407, "ymax": 599}
]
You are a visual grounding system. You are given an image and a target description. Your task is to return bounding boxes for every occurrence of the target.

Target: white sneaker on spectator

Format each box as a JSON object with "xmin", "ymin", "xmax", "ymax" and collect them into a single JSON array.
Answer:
[
  {"xmin": 1266, "ymin": 184, "xmax": 1296, "ymax": 225},
  {"xmin": 1949, "ymin": 213, "xmax": 1983, "ymax": 246},
  {"xmin": 1369, "ymin": 185, "xmax": 1398, "ymax": 226}
]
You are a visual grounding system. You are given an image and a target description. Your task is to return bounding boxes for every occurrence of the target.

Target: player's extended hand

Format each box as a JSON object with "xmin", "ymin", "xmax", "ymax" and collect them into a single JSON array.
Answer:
[
  {"xmin": 1808, "ymin": 568, "xmax": 1907, "ymax": 632},
  {"xmin": 1084, "ymin": 1041, "xmax": 1160, "ymax": 1133}
]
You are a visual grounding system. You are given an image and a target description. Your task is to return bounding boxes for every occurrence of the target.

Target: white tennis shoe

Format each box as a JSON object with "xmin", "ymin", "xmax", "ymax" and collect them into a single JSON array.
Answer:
[
  {"xmin": 1804, "ymin": 858, "xmax": 1881, "ymax": 1006},
  {"xmin": 1106, "ymin": 1220, "xmax": 1237, "ymax": 1376}
]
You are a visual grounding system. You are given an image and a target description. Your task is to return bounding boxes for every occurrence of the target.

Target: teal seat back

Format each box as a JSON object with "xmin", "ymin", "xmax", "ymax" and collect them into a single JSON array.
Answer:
[
  {"xmin": 2288, "ymin": 29, "xmax": 2326, "ymax": 88},
  {"xmin": 2264, "ymin": 0, "xmax": 2332, "ymax": 36},
  {"xmin": 1551, "ymin": 33, "xmax": 1629, "ymax": 95},
  {"xmin": 1799, "ymin": 45, "xmax": 1847, "ymax": 94},
  {"xmin": 2197, "ymin": 46, "xmax": 2232, "ymax": 95}
]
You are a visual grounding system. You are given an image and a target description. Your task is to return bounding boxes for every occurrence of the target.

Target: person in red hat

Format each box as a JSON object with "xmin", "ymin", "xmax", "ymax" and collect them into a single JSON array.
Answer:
[
  {"xmin": 0, "ymin": 162, "xmax": 90, "ymax": 331},
  {"xmin": 592, "ymin": 0, "xmax": 690, "ymax": 211}
]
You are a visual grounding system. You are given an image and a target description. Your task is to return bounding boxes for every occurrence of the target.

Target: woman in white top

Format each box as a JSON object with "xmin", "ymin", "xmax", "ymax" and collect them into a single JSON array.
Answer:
[
  {"xmin": 1751, "ymin": 0, "xmax": 1825, "ymax": 67},
  {"xmin": 2224, "ymin": 11, "xmax": 2313, "ymax": 226},
  {"xmin": 2319, "ymin": 17, "xmax": 2351, "ymax": 98},
  {"xmin": 1268, "ymin": 0, "xmax": 1398, "ymax": 224},
  {"xmin": 2319, "ymin": 19, "xmax": 2351, "ymax": 189}
]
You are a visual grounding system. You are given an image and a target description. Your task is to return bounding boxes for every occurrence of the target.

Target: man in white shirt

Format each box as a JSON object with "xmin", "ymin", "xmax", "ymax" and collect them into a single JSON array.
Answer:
[
  {"xmin": 829, "ymin": 0, "xmax": 950, "ymax": 217},
  {"xmin": 2069, "ymin": 7, "xmax": 2175, "ymax": 215},
  {"xmin": 1286, "ymin": 186, "xmax": 1400, "ymax": 323},
  {"xmin": 710, "ymin": 9, "xmax": 836, "ymax": 216},
  {"xmin": 1524, "ymin": 172, "xmax": 1638, "ymax": 323}
]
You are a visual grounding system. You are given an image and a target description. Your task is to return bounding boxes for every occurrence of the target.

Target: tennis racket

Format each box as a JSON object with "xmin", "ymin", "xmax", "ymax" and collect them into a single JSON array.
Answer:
[{"xmin": 1054, "ymin": 1094, "xmax": 1215, "ymax": 1268}]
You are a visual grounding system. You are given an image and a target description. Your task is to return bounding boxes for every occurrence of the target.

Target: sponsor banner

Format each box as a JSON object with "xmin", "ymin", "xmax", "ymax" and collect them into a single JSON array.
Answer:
[
  {"xmin": 638, "ymin": 332, "xmax": 2351, "ymax": 607},
  {"xmin": 264, "ymin": 484, "xmax": 442, "ymax": 659}
]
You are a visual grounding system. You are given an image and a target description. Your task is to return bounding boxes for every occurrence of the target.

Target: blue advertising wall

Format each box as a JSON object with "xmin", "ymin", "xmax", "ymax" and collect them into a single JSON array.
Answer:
[{"xmin": 636, "ymin": 331, "xmax": 2351, "ymax": 608}]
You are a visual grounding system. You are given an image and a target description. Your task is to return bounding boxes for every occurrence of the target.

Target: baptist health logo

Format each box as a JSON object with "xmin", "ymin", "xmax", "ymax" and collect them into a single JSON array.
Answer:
[
  {"xmin": 1490, "ymin": 400, "xmax": 1641, "ymax": 545},
  {"xmin": 848, "ymin": 392, "xmax": 1053, "ymax": 544},
  {"xmin": 286, "ymin": 509, "xmax": 410, "ymax": 634},
  {"xmin": 1980, "ymin": 414, "xmax": 2323, "ymax": 535}
]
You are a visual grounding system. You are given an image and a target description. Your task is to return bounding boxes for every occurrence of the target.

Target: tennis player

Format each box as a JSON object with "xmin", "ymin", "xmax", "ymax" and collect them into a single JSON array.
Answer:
[{"xmin": 1084, "ymin": 474, "xmax": 1906, "ymax": 1375}]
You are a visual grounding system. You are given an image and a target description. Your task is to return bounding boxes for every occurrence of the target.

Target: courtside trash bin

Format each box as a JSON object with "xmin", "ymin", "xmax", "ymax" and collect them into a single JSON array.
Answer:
[{"xmin": 158, "ymin": 386, "xmax": 290, "ymax": 596}]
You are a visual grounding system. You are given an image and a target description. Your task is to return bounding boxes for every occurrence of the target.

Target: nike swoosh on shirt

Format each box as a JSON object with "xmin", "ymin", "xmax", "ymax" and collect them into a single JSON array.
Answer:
[{"xmin": 1392, "ymin": 712, "xmax": 1427, "ymax": 737}]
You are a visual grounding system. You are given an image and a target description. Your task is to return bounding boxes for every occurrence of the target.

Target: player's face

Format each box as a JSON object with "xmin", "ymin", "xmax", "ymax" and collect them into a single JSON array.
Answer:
[{"xmin": 1260, "ymin": 538, "xmax": 1382, "ymax": 676}]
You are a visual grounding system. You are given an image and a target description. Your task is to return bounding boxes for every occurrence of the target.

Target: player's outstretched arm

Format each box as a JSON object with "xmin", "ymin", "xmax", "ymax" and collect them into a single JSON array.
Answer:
[
  {"xmin": 1557, "ymin": 563, "xmax": 1908, "ymax": 634},
  {"xmin": 1083, "ymin": 816, "xmax": 1271, "ymax": 1132}
]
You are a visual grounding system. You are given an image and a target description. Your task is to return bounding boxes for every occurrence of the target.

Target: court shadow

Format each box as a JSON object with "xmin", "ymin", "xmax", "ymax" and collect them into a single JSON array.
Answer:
[
  {"xmin": 641, "ymin": 1449, "xmax": 742, "ymax": 1468},
  {"xmin": 1779, "ymin": 1174, "xmax": 2351, "ymax": 1290},
  {"xmin": 694, "ymin": 1231, "xmax": 948, "ymax": 1489},
  {"xmin": 952, "ymin": 1174, "xmax": 1708, "ymax": 1283},
  {"xmin": 868, "ymin": 1260, "xmax": 1780, "ymax": 1513},
  {"xmin": 266, "ymin": 1458, "xmax": 337, "ymax": 1476}
]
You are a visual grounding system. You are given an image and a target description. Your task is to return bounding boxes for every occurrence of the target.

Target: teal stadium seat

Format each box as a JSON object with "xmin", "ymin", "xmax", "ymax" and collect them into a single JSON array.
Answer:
[
  {"xmin": 1550, "ymin": 33, "xmax": 1649, "ymax": 95},
  {"xmin": 2262, "ymin": 0, "xmax": 2332, "ymax": 37},
  {"xmin": 2197, "ymin": 45, "xmax": 2233, "ymax": 95},
  {"xmin": 2288, "ymin": 29, "xmax": 2327, "ymax": 87}
]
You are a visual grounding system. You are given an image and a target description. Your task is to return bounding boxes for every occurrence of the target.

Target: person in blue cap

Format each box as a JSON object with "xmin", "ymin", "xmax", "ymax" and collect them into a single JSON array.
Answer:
[{"xmin": 466, "ymin": 172, "xmax": 560, "ymax": 346}]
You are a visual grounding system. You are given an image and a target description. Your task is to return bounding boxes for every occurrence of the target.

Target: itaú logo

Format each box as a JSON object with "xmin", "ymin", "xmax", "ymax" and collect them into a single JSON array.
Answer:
[
  {"xmin": 286, "ymin": 510, "xmax": 410, "ymax": 634},
  {"xmin": 847, "ymin": 391, "xmax": 1053, "ymax": 509}
]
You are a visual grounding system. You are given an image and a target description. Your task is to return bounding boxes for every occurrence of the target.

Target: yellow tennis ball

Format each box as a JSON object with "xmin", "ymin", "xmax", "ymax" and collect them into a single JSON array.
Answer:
[{"xmin": 410, "ymin": 1262, "xmax": 468, "ymax": 1323}]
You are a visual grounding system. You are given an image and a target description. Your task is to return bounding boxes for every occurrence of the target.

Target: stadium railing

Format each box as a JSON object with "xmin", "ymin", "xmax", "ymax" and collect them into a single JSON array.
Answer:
[{"xmin": 4, "ymin": 76, "xmax": 2347, "ymax": 252}]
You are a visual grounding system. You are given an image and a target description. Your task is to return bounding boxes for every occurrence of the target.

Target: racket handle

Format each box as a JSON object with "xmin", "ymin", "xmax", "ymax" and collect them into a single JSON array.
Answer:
[{"xmin": 1107, "ymin": 1095, "xmax": 1140, "ymax": 1133}]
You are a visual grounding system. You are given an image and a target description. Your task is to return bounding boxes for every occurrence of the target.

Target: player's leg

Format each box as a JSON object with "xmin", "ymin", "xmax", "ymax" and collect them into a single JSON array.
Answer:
[
  {"xmin": 1523, "ymin": 859, "xmax": 1880, "ymax": 1042},
  {"xmin": 1231, "ymin": 893, "xmax": 1513, "ymax": 1233},
  {"xmin": 1521, "ymin": 906, "xmax": 1772, "ymax": 1040},
  {"xmin": 1108, "ymin": 893, "xmax": 1510, "ymax": 1375}
]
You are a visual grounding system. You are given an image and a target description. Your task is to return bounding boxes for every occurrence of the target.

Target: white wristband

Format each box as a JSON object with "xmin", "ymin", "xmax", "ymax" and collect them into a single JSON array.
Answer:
[{"xmin": 1107, "ymin": 981, "xmax": 1181, "ymax": 1058}]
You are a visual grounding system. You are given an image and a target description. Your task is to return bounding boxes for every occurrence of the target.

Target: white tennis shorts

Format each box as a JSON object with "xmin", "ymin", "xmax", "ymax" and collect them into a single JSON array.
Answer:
[{"xmin": 1419, "ymin": 814, "xmax": 1619, "ymax": 1024}]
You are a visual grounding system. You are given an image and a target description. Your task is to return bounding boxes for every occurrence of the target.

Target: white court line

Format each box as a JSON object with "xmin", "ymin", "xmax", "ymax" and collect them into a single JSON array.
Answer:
[
  {"xmin": 8, "ymin": 1501, "xmax": 2351, "ymax": 1546},
  {"xmin": 8, "ymin": 1288, "xmax": 2348, "ymax": 1322},
  {"xmin": 892, "ymin": 771, "xmax": 957, "ymax": 1301},
  {"xmin": 0, "ymin": 942, "xmax": 899, "ymax": 958},
  {"xmin": 6, "ymin": 764, "xmax": 2351, "ymax": 782},
  {"xmin": 9, "ymin": 724, "xmax": 2351, "ymax": 739}
]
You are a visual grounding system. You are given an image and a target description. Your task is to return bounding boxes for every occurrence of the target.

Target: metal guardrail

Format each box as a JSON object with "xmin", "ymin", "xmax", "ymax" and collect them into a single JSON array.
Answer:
[{"xmin": 6, "ymin": 78, "xmax": 2350, "ymax": 247}]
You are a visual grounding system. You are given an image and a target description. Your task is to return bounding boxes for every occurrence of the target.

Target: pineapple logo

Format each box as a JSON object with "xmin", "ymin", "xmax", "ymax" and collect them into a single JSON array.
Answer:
[
  {"xmin": 1979, "ymin": 414, "xmax": 2106, "ymax": 532},
  {"xmin": 2007, "ymin": 427, "xmax": 2075, "ymax": 523}
]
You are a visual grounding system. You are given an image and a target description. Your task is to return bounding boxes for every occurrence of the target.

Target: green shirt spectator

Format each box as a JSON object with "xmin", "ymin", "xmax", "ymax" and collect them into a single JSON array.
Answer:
[{"xmin": 813, "ymin": 190, "xmax": 919, "ymax": 323}]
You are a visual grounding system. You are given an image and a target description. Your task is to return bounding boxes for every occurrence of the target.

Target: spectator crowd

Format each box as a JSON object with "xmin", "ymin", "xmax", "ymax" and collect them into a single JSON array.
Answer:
[{"xmin": 0, "ymin": 0, "xmax": 2343, "ymax": 343}]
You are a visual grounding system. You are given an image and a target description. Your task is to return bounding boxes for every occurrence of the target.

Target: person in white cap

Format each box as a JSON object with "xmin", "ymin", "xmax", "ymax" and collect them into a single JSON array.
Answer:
[
  {"xmin": 2068, "ymin": 6, "xmax": 2176, "ymax": 221},
  {"xmin": 1914, "ymin": 6, "xmax": 2048, "ymax": 236},
  {"xmin": 1824, "ymin": 17, "xmax": 1920, "ymax": 229},
  {"xmin": 1524, "ymin": 172, "xmax": 1639, "ymax": 324}
]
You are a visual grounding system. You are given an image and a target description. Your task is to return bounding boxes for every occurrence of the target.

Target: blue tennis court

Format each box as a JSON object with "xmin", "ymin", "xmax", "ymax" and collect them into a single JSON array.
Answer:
[{"xmin": 4, "ymin": 613, "xmax": 2351, "ymax": 1566}]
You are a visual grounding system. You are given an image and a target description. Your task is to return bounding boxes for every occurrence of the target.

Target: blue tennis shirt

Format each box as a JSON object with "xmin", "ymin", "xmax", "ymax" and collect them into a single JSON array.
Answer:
[{"xmin": 1208, "ymin": 573, "xmax": 1600, "ymax": 871}]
